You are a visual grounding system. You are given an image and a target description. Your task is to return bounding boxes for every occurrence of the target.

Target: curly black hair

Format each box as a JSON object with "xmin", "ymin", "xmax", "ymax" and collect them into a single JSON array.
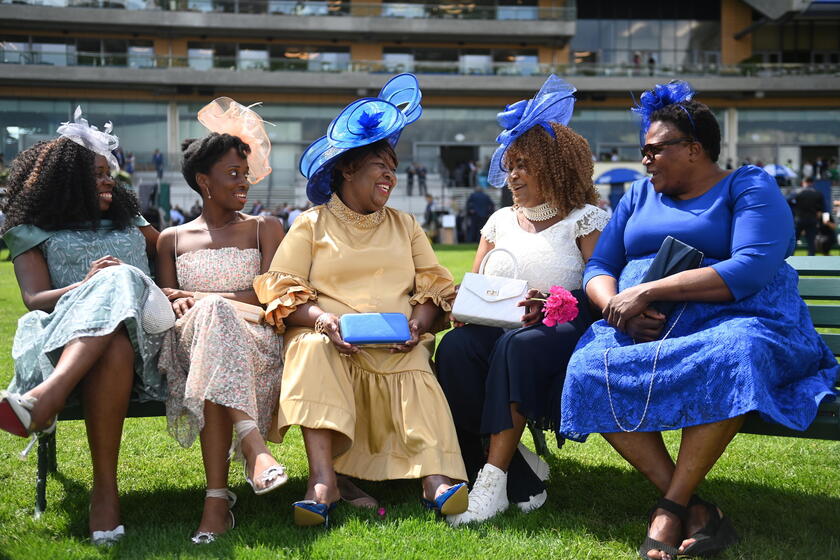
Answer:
[
  {"xmin": 181, "ymin": 133, "xmax": 251, "ymax": 194},
  {"xmin": 650, "ymin": 100, "xmax": 721, "ymax": 163},
  {"xmin": 1, "ymin": 138, "xmax": 141, "ymax": 233}
]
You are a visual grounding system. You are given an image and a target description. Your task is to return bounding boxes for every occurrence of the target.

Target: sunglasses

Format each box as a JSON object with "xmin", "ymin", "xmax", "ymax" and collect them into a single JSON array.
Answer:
[{"xmin": 640, "ymin": 137, "xmax": 694, "ymax": 160}]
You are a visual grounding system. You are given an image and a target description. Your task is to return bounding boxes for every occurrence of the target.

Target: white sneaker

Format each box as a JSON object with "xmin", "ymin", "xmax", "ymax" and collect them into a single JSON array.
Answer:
[
  {"xmin": 518, "ymin": 442, "xmax": 550, "ymax": 482},
  {"xmin": 446, "ymin": 464, "xmax": 509, "ymax": 527},
  {"xmin": 515, "ymin": 489, "xmax": 548, "ymax": 513}
]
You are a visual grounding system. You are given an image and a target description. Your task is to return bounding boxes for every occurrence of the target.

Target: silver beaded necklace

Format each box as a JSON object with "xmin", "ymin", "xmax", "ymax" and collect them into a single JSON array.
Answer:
[{"xmin": 520, "ymin": 202, "xmax": 558, "ymax": 221}]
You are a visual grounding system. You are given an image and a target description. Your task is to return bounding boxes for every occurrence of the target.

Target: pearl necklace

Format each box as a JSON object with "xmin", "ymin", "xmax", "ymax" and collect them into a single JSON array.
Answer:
[{"xmin": 520, "ymin": 202, "xmax": 558, "ymax": 221}]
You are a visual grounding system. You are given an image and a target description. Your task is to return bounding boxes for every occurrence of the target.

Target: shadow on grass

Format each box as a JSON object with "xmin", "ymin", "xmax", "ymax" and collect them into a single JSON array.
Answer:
[{"xmin": 35, "ymin": 454, "xmax": 840, "ymax": 558}]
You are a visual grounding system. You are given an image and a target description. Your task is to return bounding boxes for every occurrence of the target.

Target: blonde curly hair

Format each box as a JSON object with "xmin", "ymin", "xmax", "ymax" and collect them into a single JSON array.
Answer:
[{"xmin": 502, "ymin": 122, "xmax": 599, "ymax": 217}]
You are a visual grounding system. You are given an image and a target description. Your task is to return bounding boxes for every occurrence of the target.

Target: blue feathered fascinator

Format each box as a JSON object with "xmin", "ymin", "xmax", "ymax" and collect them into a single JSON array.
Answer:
[
  {"xmin": 299, "ymin": 73, "xmax": 422, "ymax": 205},
  {"xmin": 487, "ymin": 74, "xmax": 577, "ymax": 188},
  {"xmin": 631, "ymin": 80, "xmax": 695, "ymax": 145}
]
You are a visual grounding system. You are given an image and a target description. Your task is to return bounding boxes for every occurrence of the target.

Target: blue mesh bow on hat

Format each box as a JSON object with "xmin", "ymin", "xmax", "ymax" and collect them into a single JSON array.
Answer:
[
  {"xmin": 631, "ymin": 80, "xmax": 695, "ymax": 145},
  {"xmin": 487, "ymin": 74, "xmax": 577, "ymax": 188},
  {"xmin": 299, "ymin": 73, "xmax": 422, "ymax": 204}
]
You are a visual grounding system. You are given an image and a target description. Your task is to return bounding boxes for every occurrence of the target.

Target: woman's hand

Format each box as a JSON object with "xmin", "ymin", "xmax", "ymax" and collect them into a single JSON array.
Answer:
[
  {"xmin": 170, "ymin": 297, "xmax": 195, "ymax": 318},
  {"xmin": 518, "ymin": 288, "xmax": 545, "ymax": 327},
  {"xmin": 163, "ymin": 288, "xmax": 195, "ymax": 301},
  {"xmin": 603, "ymin": 284, "xmax": 653, "ymax": 331},
  {"xmin": 316, "ymin": 312, "xmax": 359, "ymax": 355},
  {"xmin": 82, "ymin": 255, "xmax": 123, "ymax": 284},
  {"xmin": 448, "ymin": 284, "xmax": 465, "ymax": 328},
  {"xmin": 391, "ymin": 319, "xmax": 423, "ymax": 353},
  {"xmin": 624, "ymin": 310, "xmax": 666, "ymax": 342}
]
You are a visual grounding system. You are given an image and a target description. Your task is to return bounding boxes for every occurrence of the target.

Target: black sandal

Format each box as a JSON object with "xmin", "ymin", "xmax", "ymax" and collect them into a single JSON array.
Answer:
[
  {"xmin": 680, "ymin": 496, "xmax": 739, "ymax": 557},
  {"xmin": 638, "ymin": 497, "xmax": 688, "ymax": 559}
]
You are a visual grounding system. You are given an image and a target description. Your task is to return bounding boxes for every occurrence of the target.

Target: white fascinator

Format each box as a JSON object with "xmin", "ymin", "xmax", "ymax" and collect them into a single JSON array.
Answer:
[{"xmin": 56, "ymin": 106, "xmax": 120, "ymax": 173}]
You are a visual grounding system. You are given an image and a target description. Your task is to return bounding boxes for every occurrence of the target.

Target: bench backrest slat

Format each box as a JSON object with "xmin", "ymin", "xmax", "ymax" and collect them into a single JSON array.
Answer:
[{"xmin": 797, "ymin": 278, "xmax": 840, "ymax": 300}]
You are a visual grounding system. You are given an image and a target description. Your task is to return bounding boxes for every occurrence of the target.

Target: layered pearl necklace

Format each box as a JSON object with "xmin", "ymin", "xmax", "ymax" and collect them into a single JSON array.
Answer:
[{"xmin": 520, "ymin": 202, "xmax": 558, "ymax": 221}]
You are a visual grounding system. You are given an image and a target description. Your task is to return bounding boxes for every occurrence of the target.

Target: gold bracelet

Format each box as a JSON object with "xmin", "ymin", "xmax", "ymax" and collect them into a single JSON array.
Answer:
[{"xmin": 314, "ymin": 312, "xmax": 333, "ymax": 334}]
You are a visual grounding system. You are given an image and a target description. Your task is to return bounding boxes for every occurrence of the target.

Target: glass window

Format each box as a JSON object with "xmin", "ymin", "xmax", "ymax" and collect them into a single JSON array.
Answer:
[
  {"xmin": 76, "ymin": 38, "xmax": 102, "ymax": 67},
  {"xmin": 572, "ymin": 20, "xmax": 600, "ymax": 52},
  {"xmin": 1, "ymin": 37, "xmax": 29, "ymax": 64},
  {"xmin": 238, "ymin": 45, "xmax": 268, "ymax": 70},
  {"xmin": 308, "ymin": 51, "xmax": 349, "ymax": 72},
  {"xmin": 31, "ymin": 37, "xmax": 74, "ymax": 67},
  {"xmin": 188, "ymin": 43, "xmax": 214, "ymax": 70},
  {"xmin": 383, "ymin": 52, "xmax": 414, "ymax": 73},
  {"xmin": 103, "ymin": 39, "xmax": 128, "ymax": 67},
  {"xmin": 629, "ymin": 20, "xmax": 658, "ymax": 51},
  {"xmin": 128, "ymin": 43, "xmax": 155, "ymax": 68},
  {"xmin": 459, "ymin": 54, "xmax": 492, "ymax": 75}
]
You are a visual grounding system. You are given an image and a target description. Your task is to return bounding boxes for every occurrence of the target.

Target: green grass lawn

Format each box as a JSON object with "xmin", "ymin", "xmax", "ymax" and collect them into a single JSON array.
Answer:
[{"xmin": 0, "ymin": 246, "xmax": 838, "ymax": 559}]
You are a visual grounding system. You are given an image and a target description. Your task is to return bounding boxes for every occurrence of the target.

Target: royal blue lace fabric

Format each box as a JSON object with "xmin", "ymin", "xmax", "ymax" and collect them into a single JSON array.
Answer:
[{"xmin": 560, "ymin": 256, "xmax": 838, "ymax": 441}]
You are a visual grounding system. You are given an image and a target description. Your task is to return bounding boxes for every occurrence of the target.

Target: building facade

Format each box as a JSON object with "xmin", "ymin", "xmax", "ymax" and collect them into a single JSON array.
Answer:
[{"xmin": 1, "ymin": 0, "xmax": 839, "ymax": 208}]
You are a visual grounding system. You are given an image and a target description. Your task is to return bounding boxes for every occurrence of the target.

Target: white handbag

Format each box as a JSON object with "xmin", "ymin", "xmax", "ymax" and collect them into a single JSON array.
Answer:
[
  {"xmin": 120, "ymin": 264, "xmax": 176, "ymax": 334},
  {"xmin": 451, "ymin": 247, "xmax": 529, "ymax": 329}
]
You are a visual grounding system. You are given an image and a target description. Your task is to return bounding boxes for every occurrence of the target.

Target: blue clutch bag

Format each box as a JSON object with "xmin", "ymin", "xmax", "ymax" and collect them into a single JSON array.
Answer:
[{"xmin": 340, "ymin": 313, "xmax": 411, "ymax": 346}]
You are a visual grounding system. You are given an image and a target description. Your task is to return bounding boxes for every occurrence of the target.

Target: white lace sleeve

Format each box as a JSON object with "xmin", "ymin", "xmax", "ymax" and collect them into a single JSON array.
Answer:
[
  {"xmin": 480, "ymin": 210, "xmax": 499, "ymax": 243},
  {"xmin": 575, "ymin": 205, "xmax": 610, "ymax": 238}
]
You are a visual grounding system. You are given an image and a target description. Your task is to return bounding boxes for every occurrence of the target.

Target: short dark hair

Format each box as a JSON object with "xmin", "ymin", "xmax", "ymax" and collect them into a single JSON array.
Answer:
[
  {"xmin": 330, "ymin": 139, "xmax": 398, "ymax": 193},
  {"xmin": 2, "ymin": 137, "xmax": 140, "ymax": 232},
  {"xmin": 650, "ymin": 100, "xmax": 721, "ymax": 163},
  {"xmin": 181, "ymin": 133, "xmax": 251, "ymax": 194}
]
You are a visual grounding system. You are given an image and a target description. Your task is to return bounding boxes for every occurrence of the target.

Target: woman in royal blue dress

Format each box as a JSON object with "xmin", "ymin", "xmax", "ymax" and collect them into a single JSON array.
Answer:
[{"xmin": 560, "ymin": 82, "xmax": 837, "ymax": 560}]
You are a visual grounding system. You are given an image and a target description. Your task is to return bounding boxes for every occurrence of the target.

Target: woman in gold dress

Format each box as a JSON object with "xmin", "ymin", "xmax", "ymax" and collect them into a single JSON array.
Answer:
[{"xmin": 254, "ymin": 74, "xmax": 467, "ymax": 526}]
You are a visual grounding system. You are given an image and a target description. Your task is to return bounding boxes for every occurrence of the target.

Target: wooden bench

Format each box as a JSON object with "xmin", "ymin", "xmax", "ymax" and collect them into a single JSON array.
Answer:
[
  {"xmin": 529, "ymin": 255, "xmax": 840, "ymax": 456},
  {"xmin": 739, "ymin": 256, "xmax": 840, "ymax": 440},
  {"xmin": 34, "ymin": 400, "xmax": 165, "ymax": 516},
  {"xmin": 31, "ymin": 257, "xmax": 840, "ymax": 513}
]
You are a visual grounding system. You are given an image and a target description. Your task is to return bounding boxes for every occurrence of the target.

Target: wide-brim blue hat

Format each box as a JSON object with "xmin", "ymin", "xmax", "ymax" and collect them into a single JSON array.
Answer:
[
  {"xmin": 487, "ymin": 74, "xmax": 577, "ymax": 188},
  {"xmin": 300, "ymin": 73, "xmax": 423, "ymax": 204}
]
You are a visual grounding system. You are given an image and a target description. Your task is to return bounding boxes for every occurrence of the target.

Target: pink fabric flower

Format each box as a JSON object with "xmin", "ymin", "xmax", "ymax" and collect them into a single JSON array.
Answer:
[{"xmin": 542, "ymin": 286, "xmax": 579, "ymax": 327}]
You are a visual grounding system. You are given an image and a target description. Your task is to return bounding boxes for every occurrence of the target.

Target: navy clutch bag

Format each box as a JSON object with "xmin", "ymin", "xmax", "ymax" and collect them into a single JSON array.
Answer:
[
  {"xmin": 641, "ymin": 236, "xmax": 704, "ymax": 316},
  {"xmin": 340, "ymin": 313, "xmax": 411, "ymax": 346}
]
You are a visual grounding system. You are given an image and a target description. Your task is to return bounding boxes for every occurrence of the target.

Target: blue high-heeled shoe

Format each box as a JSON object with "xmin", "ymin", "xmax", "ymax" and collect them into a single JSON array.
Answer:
[
  {"xmin": 293, "ymin": 500, "xmax": 339, "ymax": 528},
  {"xmin": 421, "ymin": 482, "xmax": 468, "ymax": 516}
]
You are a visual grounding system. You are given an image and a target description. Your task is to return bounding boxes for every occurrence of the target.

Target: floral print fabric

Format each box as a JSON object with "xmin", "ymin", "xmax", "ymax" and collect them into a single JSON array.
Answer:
[{"xmin": 160, "ymin": 248, "xmax": 283, "ymax": 448}]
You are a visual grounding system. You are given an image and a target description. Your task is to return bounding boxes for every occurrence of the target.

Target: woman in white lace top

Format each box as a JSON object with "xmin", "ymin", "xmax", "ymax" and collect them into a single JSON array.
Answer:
[{"xmin": 437, "ymin": 119, "xmax": 609, "ymax": 526}]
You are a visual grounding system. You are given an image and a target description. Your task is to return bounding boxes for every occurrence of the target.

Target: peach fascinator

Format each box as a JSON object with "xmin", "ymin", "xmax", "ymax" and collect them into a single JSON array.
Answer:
[{"xmin": 197, "ymin": 97, "xmax": 272, "ymax": 184}]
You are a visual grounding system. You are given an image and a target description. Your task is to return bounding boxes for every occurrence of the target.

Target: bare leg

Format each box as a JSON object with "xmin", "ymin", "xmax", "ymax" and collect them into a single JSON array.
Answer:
[
  {"xmin": 301, "ymin": 427, "xmax": 340, "ymax": 504},
  {"xmin": 81, "ymin": 329, "xmax": 133, "ymax": 535},
  {"xmin": 27, "ymin": 332, "xmax": 123, "ymax": 429},
  {"xmin": 603, "ymin": 417, "xmax": 744, "ymax": 560},
  {"xmin": 601, "ymin": 431, "xmax": 675, "ymax": 493},
  {"xmin": 196, "ymin": 401, "xmax": 233, "ymax": 535},
  {"xmin": 485, "ymin": 403, "xmax": 527, "ymax": 472},
  {"xmin": 675, "ymin": 416, "xmax": 744, "ymax": 552},
  {"xmin": 337, "ymin": 475, "xmax": 378, "ymax": 508},
  {"xmin": 229, "ymin": 408, "xmax": 282, "ymax": 491},
  {"xmin": 602, "ymin": 431, "xmax": 679, "ymax": 560}
]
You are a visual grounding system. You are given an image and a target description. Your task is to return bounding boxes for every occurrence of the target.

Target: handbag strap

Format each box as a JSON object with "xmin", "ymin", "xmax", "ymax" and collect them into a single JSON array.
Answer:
[
  {"xmin": 602, "ymin": 302, "xmax": 688, "ymax": 433},
  {"xmin": 478, "ymin": 247, "xmax": 520, "ymax": 278}
]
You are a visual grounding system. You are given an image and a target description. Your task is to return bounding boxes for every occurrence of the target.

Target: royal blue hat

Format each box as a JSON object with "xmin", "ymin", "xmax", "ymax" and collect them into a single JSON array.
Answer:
[
  {"xmin": 630, "ymin": 80, "xmax": 695, "ymax": 145},
  {"xmin": 299, "ymin": 73, "xmax": 422, "ymax": 204},
  {"xmin": 487, "ymin": 74, "xmax": 577, "ymax": 188}
]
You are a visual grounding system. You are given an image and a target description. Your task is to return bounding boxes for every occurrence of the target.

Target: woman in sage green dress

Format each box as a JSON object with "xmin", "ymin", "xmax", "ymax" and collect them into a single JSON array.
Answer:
[{"xmin": 0, "ymin": 114, "xmax": 163, "ymax": 545}]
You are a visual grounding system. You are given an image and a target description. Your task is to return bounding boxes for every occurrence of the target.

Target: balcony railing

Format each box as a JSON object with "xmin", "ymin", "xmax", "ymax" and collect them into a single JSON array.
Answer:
[
  {"xmin": 3, "ymin": 51, "xmax": 840, "ymax": 79},
  {"xmin": 0, "ymin": 0, "xmax": 577, "ymax": 20}
]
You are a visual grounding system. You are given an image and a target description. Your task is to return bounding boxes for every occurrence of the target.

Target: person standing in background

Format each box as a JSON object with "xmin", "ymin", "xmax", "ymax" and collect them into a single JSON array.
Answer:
[
  {"xmin": 417, "ymin": 163, "xmax": 428, "ymax": 196},
  {"xmin": 406, "ymin": 162, "xmax": 416, "ymax": 196},
  {"xmin": 152, "ymin": 149, "xmax": 164, "ymax": 180}
]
